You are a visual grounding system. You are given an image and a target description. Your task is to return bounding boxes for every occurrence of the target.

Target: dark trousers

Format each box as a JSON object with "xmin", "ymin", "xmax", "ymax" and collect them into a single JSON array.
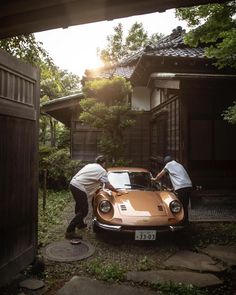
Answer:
[
  {"xmin": 175, "ymin": 187, "xmax": 192, "ymax": 224},
  {"xmin": 66, "ymin": 184, "xmax": 88, "ymax": 233}
]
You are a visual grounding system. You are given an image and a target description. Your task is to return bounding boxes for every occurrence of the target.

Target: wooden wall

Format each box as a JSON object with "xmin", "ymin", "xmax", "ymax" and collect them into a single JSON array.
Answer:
[
  {"xmin": 0, "ymin": 49, "xmax": 39, "ymax": 286},
  {"xmin": 124, "ymin": 112, "xmax": 150, "ymax": 168},
  {"xmin": 70, "ymin": 112, "xmax": 150, "ymax": 168},
  {"xmin": 71, "ymin": 120, "xmax": 101, "ymax": 162},
  {"xmin": 148, "ymin": 77, "xmax": 236, "ymax": 191},
  {"xmin": 150, "ymin": 95, "xmax": 180, "ymax": 174},
  {"xmin": 182, "ymin": 78, "xmax": 236, "ymax": 189}
]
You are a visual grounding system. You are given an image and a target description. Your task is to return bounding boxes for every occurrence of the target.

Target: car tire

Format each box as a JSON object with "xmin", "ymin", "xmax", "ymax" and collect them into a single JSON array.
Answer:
[{"xmin": 92, "ymin": 221, "xmax": 102, "ymax": 233}]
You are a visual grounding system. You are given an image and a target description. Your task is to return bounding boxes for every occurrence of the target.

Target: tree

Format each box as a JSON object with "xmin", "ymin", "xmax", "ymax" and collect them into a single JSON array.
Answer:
[
  {"xmin": 0, "ymin": 34, "xmax": 53, "ymax": 67},
  {"xmin": 222, "ymin": 101, "xmax": 236, "ymax": 124},
  {"xmin": 175, "ymin": 2, "xmax": 236, "ymax": 69},
  {"xmin": 125, "ymin": 22, "xmax": 148, "ymax": 54},
  {"xmin": 0, "ymin": 34, "xmax": 81, "ymax": 147},
  {"xmin": 80, "ymin": 76, "xmax": 135, "ymax": 162},
  {"xmin": 176, "ymin": 2, "xmax": 236, "ymax": 124},
  {"xmin": 98, "ymin": 22, "xmax": 163, "ymax": 65}
]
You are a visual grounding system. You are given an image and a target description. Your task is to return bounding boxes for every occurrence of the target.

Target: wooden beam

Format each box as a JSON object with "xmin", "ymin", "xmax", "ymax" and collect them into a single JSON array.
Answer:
[
  {"xmin": 154, "ymin": 79, "xmax": 180, "ymax": 89},
  {"xmin": 0, "ymin": 0, "xmax": 229, "ymax": 39}
]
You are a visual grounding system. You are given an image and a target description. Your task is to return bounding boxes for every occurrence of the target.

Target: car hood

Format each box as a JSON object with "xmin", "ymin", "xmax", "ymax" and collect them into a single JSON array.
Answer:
[{"xmin": 115, "ymin": 190, "xmax": 168, "ymax": 217}]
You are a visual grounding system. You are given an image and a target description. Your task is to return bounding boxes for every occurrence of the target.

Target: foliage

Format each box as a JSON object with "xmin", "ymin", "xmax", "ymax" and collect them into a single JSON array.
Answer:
[
  {"xmin": 40, "ymin": 67, "xmax": 80, "ymax": 100},
  {"xmin": 98, "ymin": 22, "xmax": 163, "ymax": 64},
  {"xmin": 137, "ymin": 256, "xmax": 155, "ymax": 271},
  {"xmin": 86, "ymin": 258, "xmax": 126, "ymax": 282},
  {"xmin": 151, "ymin": 281, "xmax": 207, "ymax": 295},
  {"xmin": 222, "ymin": 101, "xmax": 236, "ymax": 124},
  {"xmin": 0, "ymin": 34, "xmax": 52, "ymax": 67},
  {"xmin": 175, "ymin": 2, "xmax": 236, "ymax": 69},
  {"xmin": 38, "ymin": 190, "xmax": 71, "ymax": 246},
  {"xmin": 0, "ymin": 34, "xmax": 81, "ymax": 98},
  {"xmin": 39, "ymin": 146, "xmax": 82, "ymax": 190},
  {"xmin": 39, "ymin": 64, "xmax": 80, "ymax": 148},
  {"xmin": 189, "ymin": 223, "xmax": 236, "ymax": 249},
  {"xmin": 0, "ymin": 33, "xmax": 81, "ymax": 147},
  {"xmin": 80, "ymin": 76, "xmax": 136, "ymax": 161},
  {"xmin": 57, "ymin": 126, "xmax": 71, "ymax": 148}
]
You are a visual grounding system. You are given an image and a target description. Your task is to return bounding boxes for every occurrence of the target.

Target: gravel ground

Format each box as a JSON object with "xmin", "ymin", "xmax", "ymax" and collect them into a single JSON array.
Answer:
[
  {"xmin": 37, "ymin": 200, "xmax": 236, "ymax": 294},
  {"xmin": 1, "ymin": 200, "xmax": 235, "ymax": 295}
]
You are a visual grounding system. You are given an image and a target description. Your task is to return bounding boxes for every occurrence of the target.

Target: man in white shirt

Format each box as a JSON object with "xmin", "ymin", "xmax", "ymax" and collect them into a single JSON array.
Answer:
[
  {"xmin": 152, "ymin": 155, "xmax": 192, "ymax": 225},
  {"xmin": 65, "ymin": 155, "xmax": 118, "ymax": 239}
]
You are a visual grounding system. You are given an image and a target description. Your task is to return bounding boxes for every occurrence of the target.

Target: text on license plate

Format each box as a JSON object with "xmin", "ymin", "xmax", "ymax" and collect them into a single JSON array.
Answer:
[{"xmin": 135, "ymin": 230, "xmax": 156, "ymax": 240}]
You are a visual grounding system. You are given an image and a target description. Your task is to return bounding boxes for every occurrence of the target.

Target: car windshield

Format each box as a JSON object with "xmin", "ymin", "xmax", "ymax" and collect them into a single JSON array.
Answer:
[{"xmin": 108, "ymin": 171, "xmax": 153, "ymax": 190}]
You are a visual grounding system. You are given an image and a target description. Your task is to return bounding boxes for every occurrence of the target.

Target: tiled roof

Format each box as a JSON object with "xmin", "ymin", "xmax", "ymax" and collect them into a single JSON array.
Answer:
[
  {"xmin": 86, "ymin": 26, "xmax": 207, "ymax": 80},
  {"xmin": 143, "ymin": 27, "xmax": 205, "ymax": 58},
  {"xmin": 113, "ymin": 66, "xmax": 136, "ymax": 79},
  {"xmin": 123, "ymin": 26, "xmax": 205, "ymax": 63}
]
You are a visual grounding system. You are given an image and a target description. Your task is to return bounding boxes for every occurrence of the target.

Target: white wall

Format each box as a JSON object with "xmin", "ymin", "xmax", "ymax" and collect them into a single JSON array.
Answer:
[
  {"xmin": 150, "ymin": 88, "xmax": 161, "ymax": 109},
  {"xmin": 132, "ymin": 86, "xmax": 150, "ymax": 111}
]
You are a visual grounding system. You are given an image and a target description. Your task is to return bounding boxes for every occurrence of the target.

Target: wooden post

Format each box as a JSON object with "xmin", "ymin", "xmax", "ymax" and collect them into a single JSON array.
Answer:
[{"xmin": 43, "ymin": 169, "xmax": 47, "ymax": 210}]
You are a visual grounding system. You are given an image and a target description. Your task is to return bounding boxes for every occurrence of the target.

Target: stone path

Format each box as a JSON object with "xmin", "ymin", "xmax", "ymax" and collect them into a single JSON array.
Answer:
[
  {"xmin": 54, "ymin": 244, "xmax": 236, "ymax": 295},
  {"xmin": 189, "ymin": 205, "xmax": 236, "ymax": 222},
  {"xmin": 189, "ymin": 193, "xmax": 236, "ymax": 222},
  {"xmin": 14, "ymin": 199, "xmax": 236, "ymax": 295}
]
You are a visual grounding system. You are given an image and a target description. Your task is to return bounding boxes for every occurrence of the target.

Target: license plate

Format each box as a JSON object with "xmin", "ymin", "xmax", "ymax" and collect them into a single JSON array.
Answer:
[{"xmin": 135, "ymin": 230, "xmax": 156, "ymax": 240}]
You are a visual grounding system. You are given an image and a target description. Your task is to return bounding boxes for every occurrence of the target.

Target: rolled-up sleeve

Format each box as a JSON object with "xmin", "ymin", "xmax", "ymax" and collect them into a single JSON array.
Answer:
[{"xmin": 100, "ymin": 174, "xmax": 109, "ymax": 183}]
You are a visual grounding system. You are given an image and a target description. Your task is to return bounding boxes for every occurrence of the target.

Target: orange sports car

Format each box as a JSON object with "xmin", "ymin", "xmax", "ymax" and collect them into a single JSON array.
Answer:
[{"xmin": 92, "ymin": 167, "xmax": 185, "ymax": 240}]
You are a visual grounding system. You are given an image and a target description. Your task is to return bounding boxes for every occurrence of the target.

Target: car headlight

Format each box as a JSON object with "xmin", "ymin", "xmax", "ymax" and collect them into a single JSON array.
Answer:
[
  {"xmin": 170, "ymin": 200, "xmax": 182, "ymax": 213},
  {"xmin": 99, "ymin": 200, "xmax": 112, "ymax": 213}
]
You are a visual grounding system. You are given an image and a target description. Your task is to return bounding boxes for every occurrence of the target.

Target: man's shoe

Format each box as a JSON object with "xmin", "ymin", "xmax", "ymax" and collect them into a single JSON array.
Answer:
[{"xmin": 65, "ymin": 232, "xmax": 83, "ymax": 240}]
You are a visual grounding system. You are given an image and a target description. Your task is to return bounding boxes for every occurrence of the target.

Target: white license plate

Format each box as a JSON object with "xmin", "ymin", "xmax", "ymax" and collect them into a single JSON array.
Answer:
[{"xmin": 135, "ymin": 230, "xmax": 156, "ymax": 240}]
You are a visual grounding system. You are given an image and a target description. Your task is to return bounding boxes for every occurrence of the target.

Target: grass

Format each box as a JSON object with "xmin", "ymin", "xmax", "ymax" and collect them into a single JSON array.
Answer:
[
  {"xmin": 151, "ymin": 281, "xmax": 208, "ymax": 295},
  {"xmin": 36, "ymin": 190, "xmax": 236, "ymax": 295},
  {"xmin": 86, "ymin": 258, "xmax": 126, "ymax": 282},
  {"xmin": 38, "ymin": 189, "xmax": 71, "ymax": 246}
]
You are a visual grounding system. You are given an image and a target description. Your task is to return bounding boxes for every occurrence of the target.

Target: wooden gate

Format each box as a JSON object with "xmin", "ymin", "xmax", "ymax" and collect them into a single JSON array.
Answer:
[{"xmin": 0, "ymin": 49, "xmax": 40, "ymax": 286}]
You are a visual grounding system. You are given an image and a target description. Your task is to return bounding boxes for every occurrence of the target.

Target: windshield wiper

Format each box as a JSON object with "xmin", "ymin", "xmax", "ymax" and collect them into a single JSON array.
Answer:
[{"xmin": 124, "ymin": 183, "xmax": 145, "ymax": 188}]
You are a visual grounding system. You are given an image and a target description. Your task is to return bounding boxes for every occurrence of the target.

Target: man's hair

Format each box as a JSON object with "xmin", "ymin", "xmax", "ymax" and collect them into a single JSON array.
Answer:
[
  {"xmin": 95, "ymin": 155, "xmax": 106, "ymax": 165},
  {"xmin": 164, "ymin": 155, "xmax": 172, "ymax": 164}
]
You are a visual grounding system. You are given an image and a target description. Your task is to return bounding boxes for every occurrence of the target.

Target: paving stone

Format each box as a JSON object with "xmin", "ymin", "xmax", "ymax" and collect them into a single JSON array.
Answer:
[
  {"xmin": 164, "ymin": 250, "xmax": 226, "ymax": 272},
  {"xmin": 189, "ymin": 206, "xmax": 236, "ymax": 222},
  {"xmin": 56, "ymin": 276, "xmax": 158, "ymax": 295},
  {"xmin": 201, "ymin": 244, "xmax": 236, "ymax": 266},
  {"xmin": 126, "ymin": 270, "xmax": 223, "ymax": 288},
  {"xmin": 19, "ymin": 279, "xmax": 45, "ymax": 290}
]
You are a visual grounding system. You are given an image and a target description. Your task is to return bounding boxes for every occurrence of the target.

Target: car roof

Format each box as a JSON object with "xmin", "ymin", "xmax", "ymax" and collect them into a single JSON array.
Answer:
[{"xmin": 107, "ymin": 167, "xmax": 150, "ymax": 173}]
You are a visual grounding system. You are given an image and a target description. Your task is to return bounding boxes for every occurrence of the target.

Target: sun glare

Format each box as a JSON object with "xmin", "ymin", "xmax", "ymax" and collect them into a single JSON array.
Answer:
[
  {"xmin": 85, "ymin": 55, "xmax": 104, "ymax": 70},
  {"xmin": 68, "ymin": 49, "xmax": 105, "ymax": 76}
]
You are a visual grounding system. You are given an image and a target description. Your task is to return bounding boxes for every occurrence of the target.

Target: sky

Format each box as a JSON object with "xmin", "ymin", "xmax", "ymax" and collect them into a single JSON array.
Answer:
[{"xmin": 35, "ymin": 9, "xmax": 188, "ymax": 77}]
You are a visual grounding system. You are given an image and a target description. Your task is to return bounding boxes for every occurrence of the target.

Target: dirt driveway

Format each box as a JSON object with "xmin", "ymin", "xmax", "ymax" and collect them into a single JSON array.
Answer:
[
  {"xmin": 36, "ymin": 200, "xmax": 236, "ymax": 295},
  {"xmin": 0, "ymin": 198, "xmax": 235, "ymax": 295}
]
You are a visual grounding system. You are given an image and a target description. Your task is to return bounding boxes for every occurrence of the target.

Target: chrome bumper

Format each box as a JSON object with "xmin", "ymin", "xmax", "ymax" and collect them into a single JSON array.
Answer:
[
  {"xmin": 93, "ymin": 218, "xmax": 185, "ymax": 233},
  {"xmin": 169, "ymin": 225, "xmax": 185, "ymax": 232}
]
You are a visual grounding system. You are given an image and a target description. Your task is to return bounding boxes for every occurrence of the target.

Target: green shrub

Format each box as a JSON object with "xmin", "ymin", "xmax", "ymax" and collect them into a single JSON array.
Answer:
[{"xmin": 39, "ymin": 146, "xmax": 83, "ymax": 190}]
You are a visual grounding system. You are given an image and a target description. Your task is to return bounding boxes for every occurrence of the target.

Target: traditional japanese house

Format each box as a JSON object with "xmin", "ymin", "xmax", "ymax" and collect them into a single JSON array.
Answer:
[
  {"xmin": 42, "ymin": 26, "xmax": 236, "ymax": 195},
  {"xmin": 1, "ymin": 1, "xmax": 230, "ymax": 287}
]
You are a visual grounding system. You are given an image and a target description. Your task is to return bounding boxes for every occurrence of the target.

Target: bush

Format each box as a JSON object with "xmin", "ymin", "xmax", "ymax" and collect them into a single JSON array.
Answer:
[{"xmin": 39, "ymin": 146, "xmax": 83, "ymax": 190}]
